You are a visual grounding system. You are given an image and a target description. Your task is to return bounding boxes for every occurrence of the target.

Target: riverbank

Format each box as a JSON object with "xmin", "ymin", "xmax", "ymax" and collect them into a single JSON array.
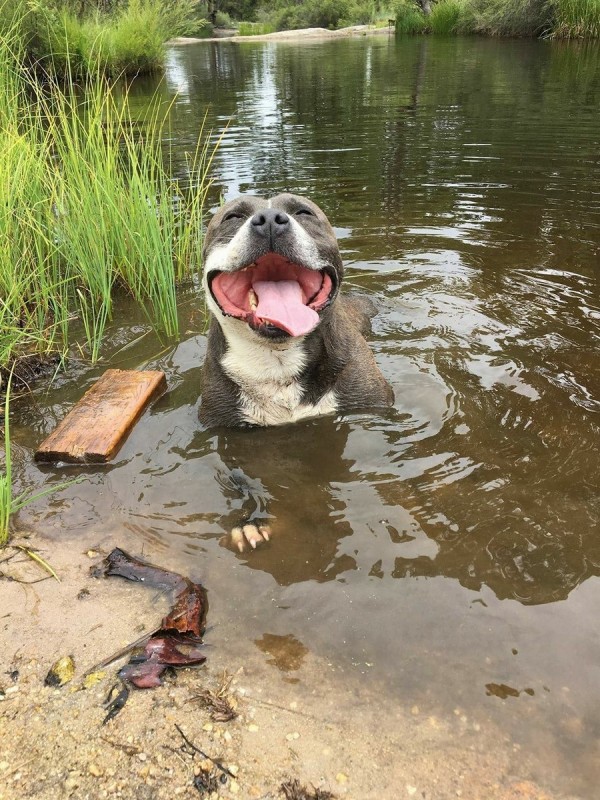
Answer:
[
  {"xmin": 169, "ymin": 24, "xmax": 394, "ymax": 45},
  {"xmin": 0, "ymin": 526, "xmax": 575, "ymax": 800}
]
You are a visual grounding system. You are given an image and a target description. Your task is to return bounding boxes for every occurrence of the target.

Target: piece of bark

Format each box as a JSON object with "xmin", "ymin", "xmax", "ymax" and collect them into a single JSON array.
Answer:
[
  {"xmin": 35, "ymin": 369, "xmax": 166, "ymax": 464},
  {"xmin": 94, "ymin": 548, "xmax": 208, "ymax": 695}
]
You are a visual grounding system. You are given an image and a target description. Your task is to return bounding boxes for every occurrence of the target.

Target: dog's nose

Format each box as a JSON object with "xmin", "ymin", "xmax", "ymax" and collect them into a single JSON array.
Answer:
[{"xmin": 250, "ymin": 209, "xmax": 290, "ymax": 239}]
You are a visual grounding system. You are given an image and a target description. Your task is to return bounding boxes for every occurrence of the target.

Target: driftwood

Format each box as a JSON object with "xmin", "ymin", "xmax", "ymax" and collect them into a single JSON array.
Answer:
[{"xmin": 35, "ymin": 369, "xmax": 166, "ymax": 463}]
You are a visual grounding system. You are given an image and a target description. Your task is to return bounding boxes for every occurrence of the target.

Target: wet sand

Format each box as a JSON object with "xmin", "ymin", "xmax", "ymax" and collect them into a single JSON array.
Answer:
[{"xmin": 0, "ymin": 528, "xmax": 576, "ymax": 800}]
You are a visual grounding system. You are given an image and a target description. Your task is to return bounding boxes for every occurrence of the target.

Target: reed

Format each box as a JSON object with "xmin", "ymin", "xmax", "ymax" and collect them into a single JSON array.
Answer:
[
  {"xmin": 394, "ymin": 1, "xmax": 427, "ymax": 33},
  {"xmin": 550, "ymin": 0, "xmax": 600, "ymax": 37},
  {"xmin": 0, "ymin": 22, "xmax": 214, "ymax": 375},
  {"xmin": 1, "ymin": 375, "xmax": 83, "ymax": 546},
  {"xmin": 430, "ymin": 0, "xmax": 464, "ymax": 32},
  {"xmin": 237, "ymin": 21, "xmax": 276, "ymax": 35}
]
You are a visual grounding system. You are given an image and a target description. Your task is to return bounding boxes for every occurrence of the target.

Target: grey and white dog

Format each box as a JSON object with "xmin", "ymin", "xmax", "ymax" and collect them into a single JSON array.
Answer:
[
  {"xmin": 200, "ymin": 193, "xmax": 393, "ymax": 429},
  {"xmin": 200, "ymin": 193, "xmax": 394, "ymax": 551}
]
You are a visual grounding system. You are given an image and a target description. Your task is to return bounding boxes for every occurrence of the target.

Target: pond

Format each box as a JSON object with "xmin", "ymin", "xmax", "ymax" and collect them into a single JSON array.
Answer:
[{"xmin": 12, "ymin": 34, "xmax": 600, "ymax": 796}]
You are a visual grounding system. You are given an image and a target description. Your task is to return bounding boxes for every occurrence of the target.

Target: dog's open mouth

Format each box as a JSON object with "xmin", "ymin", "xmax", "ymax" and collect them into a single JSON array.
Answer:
[{"xmin": 208, "ymin": 253, "xmax": 336, "ymax": 337}]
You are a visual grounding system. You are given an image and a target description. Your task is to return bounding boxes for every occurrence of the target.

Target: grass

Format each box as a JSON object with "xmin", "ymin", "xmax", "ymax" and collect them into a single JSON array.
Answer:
[
  {"xmin": 45, "ymin": 2, "xmax": 167, "ymax": 78},
  {"xmin": 394, "ymin": 0, "xmax": 598, "ymax": 36},
  {"xmin": 2, "ymin": 0, "xmax": 206, "ymax": 77},
  {"xmin": 0, "ymin": 25, "xmax": 217, "ymax": 374},
  {"xmin": 551, "ymin": 0, "xmax": 600, "ymax": 37},
  {"xmin": 237, "ymin": 21, "xmax": 276, "ymax": 35},
  {"xmin": 430, "ymin": 0, "xmax": 464, "ymax": 32},
  {"xmin": 395, "ymin": 0, "xmax": 427, "ymax": 32},
  {"xmin": 1, "ymin": 375, "xmax": 82, "ymax": 546}
]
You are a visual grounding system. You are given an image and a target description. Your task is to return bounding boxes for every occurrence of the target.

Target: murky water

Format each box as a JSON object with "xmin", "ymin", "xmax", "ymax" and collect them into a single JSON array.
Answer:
[{"xmin": 11, "ymin": 35, "xmax": 600, "ymax": 796}]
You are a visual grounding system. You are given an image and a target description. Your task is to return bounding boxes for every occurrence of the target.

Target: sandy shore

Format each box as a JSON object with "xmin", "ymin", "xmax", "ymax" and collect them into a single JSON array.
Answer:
[
  {"xmin": 0, "ymin": 526, "xmax": 576, "ymax": 800},
  {"xmin": 168, "ymin": 25, "xmax": 395, "ymax": 46}
]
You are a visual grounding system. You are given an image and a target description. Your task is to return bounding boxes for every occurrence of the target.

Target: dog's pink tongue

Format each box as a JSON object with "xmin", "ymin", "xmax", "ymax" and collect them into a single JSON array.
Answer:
[{"xmin": 253, "ymin": 280, "xmax": 319, "ymax": 337}]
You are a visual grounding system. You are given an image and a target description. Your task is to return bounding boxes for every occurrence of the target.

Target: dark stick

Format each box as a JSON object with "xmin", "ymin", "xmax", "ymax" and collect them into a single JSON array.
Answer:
[{"xmin": 174, "ymin": 724, "xmax": 235, "ymax": 778}]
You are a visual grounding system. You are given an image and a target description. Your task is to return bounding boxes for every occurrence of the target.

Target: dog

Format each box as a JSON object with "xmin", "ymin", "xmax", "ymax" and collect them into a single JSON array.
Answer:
[{"xmin": 200, "ymin": 193, "xmax": 394, "ymax": 550}]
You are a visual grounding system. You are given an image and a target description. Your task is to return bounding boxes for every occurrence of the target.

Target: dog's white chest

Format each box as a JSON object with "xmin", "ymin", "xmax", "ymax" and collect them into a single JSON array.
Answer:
[{"xmin": 220, "ymin": 330, "xmax": 337, "ymax": 426}]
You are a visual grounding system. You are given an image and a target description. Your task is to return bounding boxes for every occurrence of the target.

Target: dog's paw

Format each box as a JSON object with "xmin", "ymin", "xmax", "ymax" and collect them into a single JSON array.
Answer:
[{"xmin": 228, "ymin": 523, "xmax": 272, "ymax": 553}]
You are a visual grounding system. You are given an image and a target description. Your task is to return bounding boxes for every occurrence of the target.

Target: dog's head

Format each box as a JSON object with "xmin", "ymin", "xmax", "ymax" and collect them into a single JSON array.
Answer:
[{"xmin": 202, "ymin": 193, "xmax": 343, "ymax": 341}]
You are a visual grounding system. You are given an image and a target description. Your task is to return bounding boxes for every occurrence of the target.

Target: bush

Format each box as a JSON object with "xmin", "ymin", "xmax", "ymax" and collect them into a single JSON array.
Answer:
[
  {"xmin": 550, "ymin": 0, "xmax": 600, "ymax": 37},
  {"xmin": 458, "ymin": 0, "xmax": 553, "ymax": 35},
  {"xmin": 237, "ymin": 20, "xmax": 276, "ymax": 34},
  {"xmin": 270, "ymin": 0, "xmax": 352, "ymax": 30},
  {"xmin": 2, "ymin": 0, "xmax": 205, "ymax": 77},
  {"xmin": 0, "ymin": 22, "xmax": 213, "ymax": 369},
  {"xmin": 214, "ymin": 9, "xmax": 234, "ymax": 27},
  {"xmin": 39, "ymin": 1, "xmax": 166, "ymax": 76},
  {"xmin": 430, "ymin": 0, "xmax": 464, "ymax": 31},
  {"xmin": 344, "ymin": 1, "xmax": 378, "ymax": 24},
  {"xmin": 394, "ymin": 0, "xmax": 427, "ymax": 32}
]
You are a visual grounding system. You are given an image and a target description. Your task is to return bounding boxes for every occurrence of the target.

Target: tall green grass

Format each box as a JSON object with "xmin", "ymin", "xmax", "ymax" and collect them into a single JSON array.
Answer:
[
  {"xmin": 237, "ymin": 21, "xmax": 276, "ymax": 35},
  {"xmin": 430, "ymin": 0, "xmax": 464, "ymax": 32},
  {"xmin": 0, "ymin": 26, "xmax": 216, "ymax": 374},
  {"xmin": 551, "ymin": 0, "xmax": 600, "ymax": 37},
  {"xmin": 2, "ymin": 0, "xmax": 206, "ymax": 77},
  {"xmin": 395, "ymin": 0, "xmax": 427, "ymax": 32},
  {"xmin": 44, "ymin": 1, "xmax": 166, "ymax": 77},
  {"xmin": 461, "ymin": 0, "xmax": 552, "ymax": 35},
  {"xmin": 1, "ymin": 374, "xmax": 82, "ymax": 545},
  {"xmin": 394, "ymin": 0, "xmax": 598, "ymax": 36}
]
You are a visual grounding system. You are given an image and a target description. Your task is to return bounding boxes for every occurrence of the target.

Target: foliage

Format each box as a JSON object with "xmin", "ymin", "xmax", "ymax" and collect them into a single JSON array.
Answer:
[
  {"xmin": 0, "ymin": 0, "xmax": 205, "ymax": 77},
  {"xmin": 214, "ymin": 9, "xmax": 234, "ymax": 27},
  {"xmin": 256, "ymin": 0, "xmax": 380, "ymax": 30},
  {"xmin": 550, "ymin": 0, "xmax": 600, "ymax": 37},
  {"xmin": 0, "ymin": 22, "xmax": 215, "ymax": 373},
  {"xmin": 393, "ymin": 0, "xmax": 599, "ymax": 36},
  {"xmin": 459, "ymin": 0, "xmax": 552, "ymax": 35},
  {"xmin": 1, "ymin": 376, "xmax": 82, "ymax": 545},
  {"xmin": 217, "ymin": 0, "xmax": 260, "ymax": 22},
  {"xmin": 237, "ymin": 20, "xmax": 275, "ymax": 33},
  {"xmin": 429, "ymin": 0, "xmax": 464, "ymax": 32},
  {"xmin": 42, "ymin": 1, "xmax": 166, "ymax": 76},
  {"xmin": 394, "ymin": 0, "xmax": 427, "ymax": 32}
]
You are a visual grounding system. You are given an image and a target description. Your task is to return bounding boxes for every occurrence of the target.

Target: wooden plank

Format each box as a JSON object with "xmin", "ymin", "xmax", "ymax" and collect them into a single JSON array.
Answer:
[{"xmin": 35, "ymin": 369, "xmax": 167, "ymax": 464}]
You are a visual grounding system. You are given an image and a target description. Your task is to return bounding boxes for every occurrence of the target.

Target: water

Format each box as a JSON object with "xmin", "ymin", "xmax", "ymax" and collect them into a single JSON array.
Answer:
[{"xmin": 11, "ymin": 35, "xmax": 600, "ymax": 795}]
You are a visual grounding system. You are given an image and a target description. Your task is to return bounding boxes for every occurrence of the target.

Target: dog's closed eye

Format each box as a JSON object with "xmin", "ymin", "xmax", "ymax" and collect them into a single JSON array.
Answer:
[
  {"xmin": 294, "ymin": 208, "xmax": 315, "ymax": 217},
  {"xmin": 224, "ymin": 211, "xmax": 244, "ymax": 221}
]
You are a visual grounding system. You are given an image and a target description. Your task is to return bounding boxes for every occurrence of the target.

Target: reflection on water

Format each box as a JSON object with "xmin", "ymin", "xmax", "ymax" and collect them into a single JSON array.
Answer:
[{"xmin": 11, "ymin": 35, "xmax": 600, "ymax": 796}]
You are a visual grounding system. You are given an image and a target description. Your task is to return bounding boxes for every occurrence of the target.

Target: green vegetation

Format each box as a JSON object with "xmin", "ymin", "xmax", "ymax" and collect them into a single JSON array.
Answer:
[
  {"xmin": 237, "ymin": 20, "xmax": 276, "ymax": 34},
  {"xmin": 394, "ymin": 0, "xmax": 600, "ymax": 37},
  {"xmin": 429, "ymin": 0, "xmax": 463, "ymax": 33},
  {"xmin": 231, "ymin": 0, "xmax": 393, "ymax": 32},
  {"xmin": 551, "ymin": 0, "xmax": 600, "ymax": 37},
  {"xmin": 395, "ymin": 0, "xmax": 428, "ymax": 31},
  {"xmin": 0, "ymin": 0, "xmax": 204, "ymax": 77},
  {"xmin": 1, "ymin": 377, "xmax": 80, "ymax": 545},
  {"xmin": 1, "ymin": 25, "xmax": 215, "ymax": 378},
  {"xmin": 209, "ymin": 0, "xmax": 600, "ymax": 38}
]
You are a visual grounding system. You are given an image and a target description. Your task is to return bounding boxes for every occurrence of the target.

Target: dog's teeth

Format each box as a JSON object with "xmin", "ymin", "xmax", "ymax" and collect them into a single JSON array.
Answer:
[{"xmin": 248, "ymin": 288, "xmax": 258, "ymax": 310}]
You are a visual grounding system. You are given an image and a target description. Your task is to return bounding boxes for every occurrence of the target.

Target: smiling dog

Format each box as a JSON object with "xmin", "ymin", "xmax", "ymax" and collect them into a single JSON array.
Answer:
[{"xmin": 200, "ymin": 193, "xmax": 393, "ymax": 429}]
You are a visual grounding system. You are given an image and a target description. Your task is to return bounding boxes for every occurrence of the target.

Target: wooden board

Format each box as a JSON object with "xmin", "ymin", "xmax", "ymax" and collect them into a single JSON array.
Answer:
[{"xmin": 35, "ymin": 369, "xmax": 167, "ymax": 464}]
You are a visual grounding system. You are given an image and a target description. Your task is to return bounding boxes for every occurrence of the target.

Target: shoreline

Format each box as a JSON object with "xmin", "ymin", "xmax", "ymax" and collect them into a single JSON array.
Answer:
[
  {"xmin": 0, "ymin": 527, "xmax": 572, "ymax": 800},
  {"xmin": 168, "ymin": 24, "xmax": 395, "ymax": 46}
]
